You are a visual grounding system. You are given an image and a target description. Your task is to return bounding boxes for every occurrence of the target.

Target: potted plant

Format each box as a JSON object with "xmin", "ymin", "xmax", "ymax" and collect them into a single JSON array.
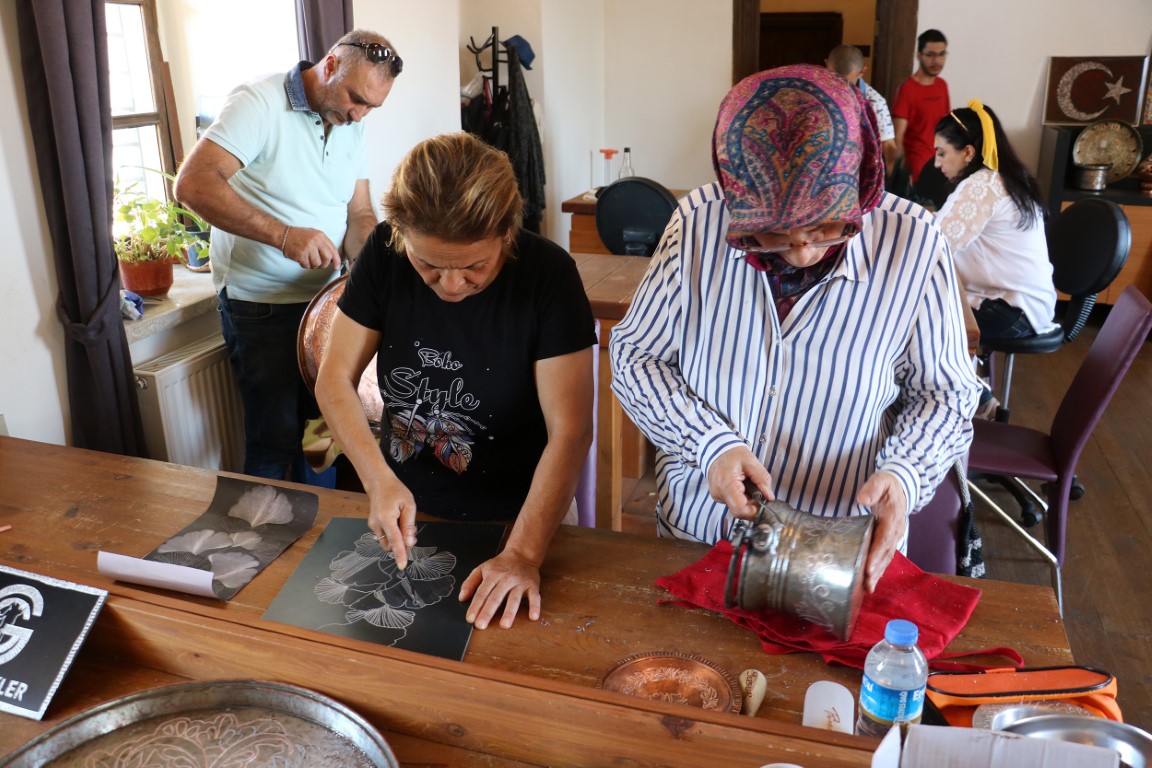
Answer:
[{"xmin": 113, "ymin": 171, "xmax": 209, "ymax": 297}]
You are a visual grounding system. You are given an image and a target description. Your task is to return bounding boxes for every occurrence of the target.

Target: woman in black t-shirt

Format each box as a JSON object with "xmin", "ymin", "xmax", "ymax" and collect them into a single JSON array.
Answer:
[{"xmin": 316, "ymin": 132, "xmax": 596, "ymax": 630}]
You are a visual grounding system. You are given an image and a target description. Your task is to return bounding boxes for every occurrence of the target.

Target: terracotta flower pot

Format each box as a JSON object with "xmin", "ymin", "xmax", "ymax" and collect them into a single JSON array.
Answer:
[{"xmin": 119, "ymin": 258, "xmax": 174, "ymax": 298}]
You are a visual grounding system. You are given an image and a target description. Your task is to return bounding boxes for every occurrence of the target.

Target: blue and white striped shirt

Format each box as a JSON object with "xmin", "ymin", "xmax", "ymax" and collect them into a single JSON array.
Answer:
[{"xmin": 609, "ymin": 183, "xmax": 980, "ymax": 543}]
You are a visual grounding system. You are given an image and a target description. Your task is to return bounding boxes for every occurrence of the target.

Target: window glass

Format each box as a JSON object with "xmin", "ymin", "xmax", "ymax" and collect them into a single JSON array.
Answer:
[{"xmin": 106, "ymin": 3, "xmax": 156, "ymax": 117}]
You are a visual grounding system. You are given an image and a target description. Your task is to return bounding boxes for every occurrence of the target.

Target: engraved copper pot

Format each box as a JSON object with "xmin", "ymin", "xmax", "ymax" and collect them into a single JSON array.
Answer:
[{"xmin": 724, "ymin": 499, "xmax": 873, "ymax": 641}]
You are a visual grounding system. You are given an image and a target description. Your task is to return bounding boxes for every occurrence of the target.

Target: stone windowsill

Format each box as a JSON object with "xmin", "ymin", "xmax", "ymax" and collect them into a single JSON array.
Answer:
[{"xmin": 123, "ymin": 265, "xmax": 217, "ymax": 344}]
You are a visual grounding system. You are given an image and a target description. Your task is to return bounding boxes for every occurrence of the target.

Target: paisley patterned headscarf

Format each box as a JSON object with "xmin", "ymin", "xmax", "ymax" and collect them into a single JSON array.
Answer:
[{"xmin": 713, "ymin": 64, "xmax": 884, "ymax": 252}]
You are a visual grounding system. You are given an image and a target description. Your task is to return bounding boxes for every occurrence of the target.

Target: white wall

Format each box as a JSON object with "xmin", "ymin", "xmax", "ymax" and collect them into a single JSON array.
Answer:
[
  {"xmin": 604, "ymin": 0, "xmax": 732, "ymax": 192},
  {"xmin": 355, "ymin": 2, "xmax": 463, "ymax": 214},
  {"xmin": 0, "ymin": 1, "xmax": 68, "ymax": 444},
  {"xmin": 542, "ymin": 0, "xmax": 605, "ymax": 245},
  {"xmin": 918, "ymin": 0, "xmax": 1152, "ymax": 171}
]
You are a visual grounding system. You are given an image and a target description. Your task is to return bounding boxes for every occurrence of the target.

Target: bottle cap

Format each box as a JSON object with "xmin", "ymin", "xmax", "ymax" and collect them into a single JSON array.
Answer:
[
  {"xmin": 884, "ymin": 619, "xmax": 918, "ymax": 645},
  {"xmin": 624, "ymin": 146, "xmax": 631, "ymax": 152}
]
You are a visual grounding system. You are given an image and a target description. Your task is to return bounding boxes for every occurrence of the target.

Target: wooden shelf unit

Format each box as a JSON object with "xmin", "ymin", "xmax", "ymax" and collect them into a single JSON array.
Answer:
[{"xmin": 1037, "ymin": 125, "xmax": 1152, "ymax": 305}]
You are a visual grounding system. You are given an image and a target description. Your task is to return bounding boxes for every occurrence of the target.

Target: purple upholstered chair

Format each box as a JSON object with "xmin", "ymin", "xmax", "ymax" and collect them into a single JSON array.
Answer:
[
  {"xmin": 907, "ymin": 461, "xmax": 968, "ymax": 576},
  {"xmin": 981, "ymin": 198, "xmax": 1129, "ymax": 525},
  {"xmin": 966, "ymin": 285, "xmax": 1152, "ymax": 613}
]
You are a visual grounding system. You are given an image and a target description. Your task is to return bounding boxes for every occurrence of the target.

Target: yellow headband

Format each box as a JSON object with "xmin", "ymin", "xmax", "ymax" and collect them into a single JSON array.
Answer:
[{"xmin": 967, "ymin": 98, "xmax": 999, "ymax": 171}]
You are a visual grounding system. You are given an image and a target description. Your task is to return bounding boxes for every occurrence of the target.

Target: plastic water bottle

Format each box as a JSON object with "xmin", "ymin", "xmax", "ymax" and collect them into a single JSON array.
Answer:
[
  {"xmin": 855, "ymin": 619, "xmax": 928, "ymax": 738},
  {"xmin": 618, "ymin": 147, "xmax": 635, "ymax": 179}
]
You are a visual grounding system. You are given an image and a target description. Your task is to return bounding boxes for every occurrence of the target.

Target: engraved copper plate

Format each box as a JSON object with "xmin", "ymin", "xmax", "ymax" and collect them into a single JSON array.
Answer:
[
  {"xmin": 596, "ymin": 651, "xmax": 742, "ymax": 714},
  {"xmin": 1072, "ymin": 120, "xmax": 1144, "ymax": 183},
  {"xmin": 298, "ymin": 275, "xmax": 384, "ymax": 433},
  {"xmin": 0, "ymin": 679, "xmax": 399, "ymax": 768}
]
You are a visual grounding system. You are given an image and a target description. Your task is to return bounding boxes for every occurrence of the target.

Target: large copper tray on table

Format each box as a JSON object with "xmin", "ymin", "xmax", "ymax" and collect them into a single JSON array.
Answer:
[{"xmin": 0, "ymin": 679, "xmax": 398, "ymax": 768}]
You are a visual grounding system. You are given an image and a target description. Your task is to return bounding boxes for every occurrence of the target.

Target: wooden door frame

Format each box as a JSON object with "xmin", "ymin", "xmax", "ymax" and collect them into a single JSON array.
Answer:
[{"xmin": 732, "ymin": 0, "xmax": 917, "ymax": 97}]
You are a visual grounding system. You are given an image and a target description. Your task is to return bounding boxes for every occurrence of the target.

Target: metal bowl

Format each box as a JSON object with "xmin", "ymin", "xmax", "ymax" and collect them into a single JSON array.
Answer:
[
  {"xmin": 726, "ymin": 500, "xmax": 873, "ymax": 641},
  {"xmin": 1003, "ymin": 714, "xmax": 1152, "ymax": 768},
  {"xmin": 0, "ymin": 679, "xmax": 398, "ymax": 768},
  {"xmin": 973, "ymin": 700, "xmax": 1090, "ymax": 730}
]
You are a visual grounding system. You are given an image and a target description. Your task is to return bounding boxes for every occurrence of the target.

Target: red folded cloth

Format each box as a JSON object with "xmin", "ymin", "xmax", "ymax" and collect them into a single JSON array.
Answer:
[{"xmin": 656, "ymin": 541, "xmax": 989, "ymax": 670}]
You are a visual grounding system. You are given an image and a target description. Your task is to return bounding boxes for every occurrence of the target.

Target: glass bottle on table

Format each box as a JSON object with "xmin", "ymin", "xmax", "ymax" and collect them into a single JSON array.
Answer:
[{"xmin": 618, "ymin": 147, "xmax": 635, "ymax": 179}]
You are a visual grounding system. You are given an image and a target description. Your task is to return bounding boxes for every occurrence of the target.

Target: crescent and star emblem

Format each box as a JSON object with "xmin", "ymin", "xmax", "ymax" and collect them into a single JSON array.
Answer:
[{"xmin": 1056, "ymin": 61, "xmax": 1133, "ymax": 121}]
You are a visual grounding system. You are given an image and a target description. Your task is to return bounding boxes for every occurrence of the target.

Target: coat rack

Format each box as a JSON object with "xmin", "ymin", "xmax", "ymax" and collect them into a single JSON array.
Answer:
[{"xmin": 467, "ymin": 26, "xmax": 509, "ymax": 95}]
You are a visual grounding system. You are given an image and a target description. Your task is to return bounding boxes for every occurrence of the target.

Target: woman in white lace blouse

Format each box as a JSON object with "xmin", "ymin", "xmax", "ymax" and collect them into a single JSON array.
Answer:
[{"xmin": 933, "ymin": 100, "xmax": 1057, "ymax": 343}]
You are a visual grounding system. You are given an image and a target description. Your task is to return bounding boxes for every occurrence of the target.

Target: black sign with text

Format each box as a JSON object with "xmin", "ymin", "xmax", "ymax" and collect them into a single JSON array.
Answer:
[{"xmin": 0, "ymin": 565, "xmax": 106, "ymax": 720}]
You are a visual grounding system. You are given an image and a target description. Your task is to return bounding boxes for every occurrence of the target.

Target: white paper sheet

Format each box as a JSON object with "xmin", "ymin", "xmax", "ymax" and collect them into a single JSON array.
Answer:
[{"xmin": 97, "ymin": 550, "xmax": 217, "ymax": 598}]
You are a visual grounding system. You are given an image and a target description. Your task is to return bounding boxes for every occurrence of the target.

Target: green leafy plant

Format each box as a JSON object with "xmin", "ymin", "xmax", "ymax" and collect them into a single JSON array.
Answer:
[{"xmin": 113, "ymin": 170, "xmax": 209, "ymax": 263}]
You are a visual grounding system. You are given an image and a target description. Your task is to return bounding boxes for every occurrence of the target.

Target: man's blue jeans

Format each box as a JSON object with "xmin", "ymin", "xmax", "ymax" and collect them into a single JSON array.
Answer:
[{"xmin": 218, "ymin": 289, "xmax": 315, "ymax": 482}]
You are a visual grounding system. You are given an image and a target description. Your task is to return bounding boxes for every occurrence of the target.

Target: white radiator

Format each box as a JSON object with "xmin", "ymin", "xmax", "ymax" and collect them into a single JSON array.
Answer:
[{"xmin": 134, "ymin": 335, "xmax": 244, "ymax": 472}]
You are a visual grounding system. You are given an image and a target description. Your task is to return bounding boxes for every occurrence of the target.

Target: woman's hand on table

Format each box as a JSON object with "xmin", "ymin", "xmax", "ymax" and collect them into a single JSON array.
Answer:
[
  {"xmin": 706, "ymin": 445, "xmax": 775, "ymax": 519},
  {"xmin": 856, "ymin": 471, "xmax": 908, "ymax": 593},
  {"xmin": 459, "ymin": 550, "xmax": 542, "ymax": 630},
  {"xmin": 365, "ymin": 476, "xmax": 419, "ymax": 570}
]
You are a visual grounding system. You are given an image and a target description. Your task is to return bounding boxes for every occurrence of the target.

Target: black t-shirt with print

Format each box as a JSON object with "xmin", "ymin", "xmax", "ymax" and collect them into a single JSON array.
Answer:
[{"xmin": 338, "ymin": 224, "xmax": 596, "ymax": 521}]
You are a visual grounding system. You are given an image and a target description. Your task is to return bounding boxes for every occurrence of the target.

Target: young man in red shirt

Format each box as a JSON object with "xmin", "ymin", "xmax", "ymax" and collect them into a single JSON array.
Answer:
[{"xmin": 892, "ymin": 29, "xmax": 950, "ymax": 188}]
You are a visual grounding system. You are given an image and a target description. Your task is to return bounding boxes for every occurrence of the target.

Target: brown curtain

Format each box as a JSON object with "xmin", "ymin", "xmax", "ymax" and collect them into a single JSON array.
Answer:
[
  {"xmin": 296, "ymin": 0, "xmax": 354, "ymax": 62},
  {"xmin": 16, "ymin": 0, "xmax": 145, "ymax": 456}
]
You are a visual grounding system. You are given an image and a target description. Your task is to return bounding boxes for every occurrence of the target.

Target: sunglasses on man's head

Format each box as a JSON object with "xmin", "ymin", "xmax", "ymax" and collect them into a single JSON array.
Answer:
[{"xmin": 338, "ymin": 42, "xmax": 403, "ymax": 77}]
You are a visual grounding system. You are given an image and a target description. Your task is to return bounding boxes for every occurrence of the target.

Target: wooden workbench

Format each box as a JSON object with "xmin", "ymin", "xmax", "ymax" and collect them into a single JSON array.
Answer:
[{"xmin": 0, "ymin": 437, "xmax": 1070, "ymax": 766}]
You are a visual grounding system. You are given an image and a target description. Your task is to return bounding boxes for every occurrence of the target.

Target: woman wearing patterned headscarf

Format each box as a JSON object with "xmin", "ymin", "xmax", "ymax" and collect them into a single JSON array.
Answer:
[{"xmin": 611, "ymin": 65, "xmax": 980, "ymax": 591}]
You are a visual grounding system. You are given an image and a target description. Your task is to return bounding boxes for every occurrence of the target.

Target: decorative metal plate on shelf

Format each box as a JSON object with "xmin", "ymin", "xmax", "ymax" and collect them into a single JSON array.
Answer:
[
  {"xmin": 1072, "ymin": 120, "xmax": 1144, "ymax": 183},
  {"xmin": 0, "ymin": 680, "xmax": 399, "ymax": 768}
]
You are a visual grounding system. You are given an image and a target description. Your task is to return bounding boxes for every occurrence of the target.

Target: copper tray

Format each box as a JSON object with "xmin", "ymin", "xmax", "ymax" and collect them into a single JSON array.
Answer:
[
  {"xmin": 297, "ymin": 275, "xmax": 384, "ymax": 434},
  {"xmin": 596, "ymin": 651, "xmax": 743, "ymax": 714},
  {"xmin": 0, "ymin": 679, "xmax": 399, "ymax": 767}
]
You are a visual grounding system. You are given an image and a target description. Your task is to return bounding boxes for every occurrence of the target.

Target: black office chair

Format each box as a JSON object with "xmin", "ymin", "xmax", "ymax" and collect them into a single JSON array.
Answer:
[
  {"xmin": 977, "ymin": 197, "xmax": 1129, "ymax": 524},
  {"xmin": 594, "ymin": 177, "xmax": 677, "ymax": 256}
]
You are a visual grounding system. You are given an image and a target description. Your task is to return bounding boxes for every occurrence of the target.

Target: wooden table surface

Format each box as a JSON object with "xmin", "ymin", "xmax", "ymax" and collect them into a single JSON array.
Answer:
[{"xmin": 0, "ymin": 437, "xmax": 1069, "ymax": 765}]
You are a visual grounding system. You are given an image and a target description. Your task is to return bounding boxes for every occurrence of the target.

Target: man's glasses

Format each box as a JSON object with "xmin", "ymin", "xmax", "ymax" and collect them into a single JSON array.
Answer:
[
  {"xmin": 339, "ymin": 42, "xmax": 403, "ymax": 77},
  {"xmin": 742, "ymin": 224, "xmax": 857, "ymax": 255}
]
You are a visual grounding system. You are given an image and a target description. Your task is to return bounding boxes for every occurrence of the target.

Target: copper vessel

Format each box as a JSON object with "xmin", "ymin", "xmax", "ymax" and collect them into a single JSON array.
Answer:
[{"xmin": 724, "ymin": 498, "xmax": 873, "ymax": 641}]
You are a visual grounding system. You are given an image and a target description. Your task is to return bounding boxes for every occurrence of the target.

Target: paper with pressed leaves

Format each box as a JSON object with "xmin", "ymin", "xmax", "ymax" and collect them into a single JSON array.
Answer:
[{"xmin": 97, "ymin": 476, "xmax": 318, "ymax": 600}]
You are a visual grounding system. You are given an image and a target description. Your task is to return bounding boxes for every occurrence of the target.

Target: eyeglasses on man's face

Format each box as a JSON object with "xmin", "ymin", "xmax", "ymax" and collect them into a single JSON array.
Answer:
[
  {"xmin": 339, "ymin": 42, "xmax": 403, "ymax": 77},
  {"xmin": 743, "ymin": 223, "xmax": 858, "ymax": 255}
]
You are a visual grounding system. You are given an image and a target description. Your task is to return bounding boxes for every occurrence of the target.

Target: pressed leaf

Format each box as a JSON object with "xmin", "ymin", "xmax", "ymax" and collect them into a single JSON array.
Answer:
[
  {"xmin": 157, "ymin": 529, "xmax": 233, "ymax": 555},
  {"xmin": 207, "ymin": 551, "xmax": 260, "ymax": 589},
  {"xmin": 228, "ymin": 485, "xmax": 294, "ymax": 527},
  {"xmin": 228, "ymin": 530, "xmax": 263, "ymax": 550},
  {"xmin": 149, "ymin": 550, "xmax": 208, "ymax": 569}
]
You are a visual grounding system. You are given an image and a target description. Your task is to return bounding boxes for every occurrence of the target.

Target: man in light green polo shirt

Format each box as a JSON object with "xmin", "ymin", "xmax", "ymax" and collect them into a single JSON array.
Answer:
[{"xmin": 175, "ymin": 29, "xmax": 401, "ymax": 481}]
